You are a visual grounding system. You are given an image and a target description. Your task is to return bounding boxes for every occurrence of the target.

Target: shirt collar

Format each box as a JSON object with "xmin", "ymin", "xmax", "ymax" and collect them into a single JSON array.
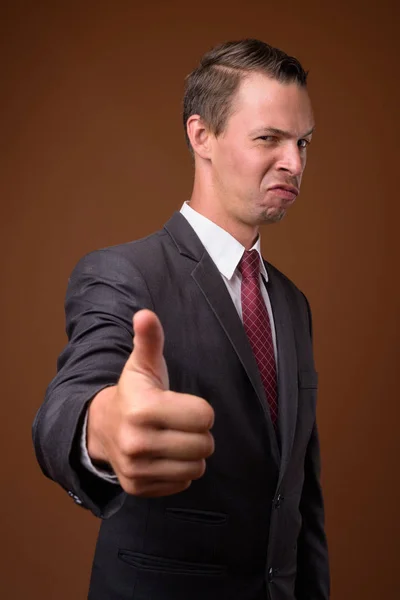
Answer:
[{"xmin": 180, "ymin": 201, "xmax": 269, "ymax": 281}]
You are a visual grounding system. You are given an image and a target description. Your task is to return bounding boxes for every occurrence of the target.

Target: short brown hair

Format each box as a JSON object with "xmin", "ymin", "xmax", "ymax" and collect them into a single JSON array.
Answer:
[{"xmin": 183, "ymin": 39, "xmax": 308, "ymax": 151}]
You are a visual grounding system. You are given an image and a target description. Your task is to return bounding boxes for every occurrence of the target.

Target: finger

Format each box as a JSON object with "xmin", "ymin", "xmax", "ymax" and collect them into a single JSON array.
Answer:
[
  {"xmin": 121, "ymin": 479, "xmax": 192, "ymax": 498},
  {"xmin": 138, "ymin": 429, "xmax": 215, "ymax": 461},
  {"xmin": 124, "ymin": 309, "xmax": 168, "ymax": 389},
  {"xmin": 138, "ymin": 391, "xmax": 215, "ymax": 433},
  {"xmin": 126, "ymin": 458, "xmax": 207, "ymax": 483}
]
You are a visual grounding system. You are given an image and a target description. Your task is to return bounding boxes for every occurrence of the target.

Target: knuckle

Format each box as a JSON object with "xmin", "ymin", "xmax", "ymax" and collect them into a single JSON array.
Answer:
[
  {"xmin": 117, "ymin": 461, "xmax": 136, "ymax": 480},
  {"xmin": 118, "ymin": 429, "xmax": 150, "ymax": 458},
  {"xmin": 124, "ymin": 461, "xmax": 150, "ymax": 480},
  {"xmin": 129, "ymin": 436, "xmax": 151, "ymax": 458},
  {"xmin": 117, "ymin": 435, "xmax": 133, "ymax": 457},
  {"xmin": 116, "ymin": 456, "xmax": 148, "ymax": 481},
  {"xmin": 127, "ymin": 403, "xmax": 151, "ymax": 426}
]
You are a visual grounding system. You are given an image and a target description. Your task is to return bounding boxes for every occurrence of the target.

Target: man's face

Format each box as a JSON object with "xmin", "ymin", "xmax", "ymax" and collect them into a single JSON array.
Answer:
[{"xmin": 209, "ymin": 73, "xmax": 315, "ymax": 227}]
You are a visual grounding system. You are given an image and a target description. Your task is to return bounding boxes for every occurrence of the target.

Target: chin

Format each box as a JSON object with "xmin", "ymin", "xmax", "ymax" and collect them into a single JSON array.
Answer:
[{"xmin": 260, "ymin": 208, "xmax": 286, "ymax": 224}]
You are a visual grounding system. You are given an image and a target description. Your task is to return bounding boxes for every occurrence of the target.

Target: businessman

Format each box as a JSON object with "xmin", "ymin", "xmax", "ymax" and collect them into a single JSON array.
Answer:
[{"xmin": 33, "ymin": 39, "xmax": 330, "ymax": 599}]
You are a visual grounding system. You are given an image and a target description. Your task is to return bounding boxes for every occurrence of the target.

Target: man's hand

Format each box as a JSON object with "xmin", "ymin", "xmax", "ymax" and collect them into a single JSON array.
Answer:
[{"xmin": 87, "ymin": 309, "xmax": 215, "ymax": 497}]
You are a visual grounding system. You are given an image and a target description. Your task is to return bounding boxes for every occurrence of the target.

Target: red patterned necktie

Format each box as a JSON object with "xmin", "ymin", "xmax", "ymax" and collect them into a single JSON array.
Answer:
[{"xmin": 239, "ymin": 250, "xmax": 278, "ymax": 426}]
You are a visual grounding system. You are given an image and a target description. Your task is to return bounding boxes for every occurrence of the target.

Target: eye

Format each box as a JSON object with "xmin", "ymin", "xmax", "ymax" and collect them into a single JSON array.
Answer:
[
  {"xmin": 257, "ymin": 135, "xmax": 278, "ymax": 142},
  {"xmin": 298, "ymin": 139, "xmax": 311, "ymax": 149}
]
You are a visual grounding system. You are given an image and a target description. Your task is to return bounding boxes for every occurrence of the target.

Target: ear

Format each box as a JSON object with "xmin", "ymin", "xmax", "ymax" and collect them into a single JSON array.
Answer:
[{"xmin": 186, "ymin": 115, "xmax": 213, "ymax": 159}]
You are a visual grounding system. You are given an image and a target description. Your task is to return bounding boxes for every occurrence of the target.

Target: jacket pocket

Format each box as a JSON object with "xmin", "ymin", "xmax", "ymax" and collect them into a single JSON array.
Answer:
[
  {"xmin": 165, "ymin": 507, "xmax": 228, "ymax": 525},
  {"xmin": 118, "ymin": 550, "xmax": 226, "ymax": 576}
]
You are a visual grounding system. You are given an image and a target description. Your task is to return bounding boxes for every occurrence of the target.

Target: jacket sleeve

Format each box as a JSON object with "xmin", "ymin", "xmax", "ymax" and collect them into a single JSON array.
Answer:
[
  {"xmin": 294, "ymin": 423, "xmax": 330, "ymax": 599},
  {"xmin": 32, "ymin": 247, "xmax": 154, "ymax": 518},
  {"xmin": 295, "ymin": 293, "xmax": 330, "ymax": 598}
]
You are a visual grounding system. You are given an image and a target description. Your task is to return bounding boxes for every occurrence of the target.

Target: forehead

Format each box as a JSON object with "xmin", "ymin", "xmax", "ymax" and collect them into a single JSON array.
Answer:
[{"xmin": 227, "ymin": 73, "xmax": 314, "ymax": 136}]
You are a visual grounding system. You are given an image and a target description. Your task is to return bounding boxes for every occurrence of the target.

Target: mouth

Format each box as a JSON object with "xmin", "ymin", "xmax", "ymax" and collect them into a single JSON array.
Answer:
[{"xmin": 268, "ymin": 184, "xmax": 299, "ymax": 202}]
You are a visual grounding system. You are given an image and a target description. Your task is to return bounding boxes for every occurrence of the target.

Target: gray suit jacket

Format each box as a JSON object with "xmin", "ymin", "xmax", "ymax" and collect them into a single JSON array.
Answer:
[{"xmin": 33, "ymin": 212, "xmax": 329, "ymax": 599}]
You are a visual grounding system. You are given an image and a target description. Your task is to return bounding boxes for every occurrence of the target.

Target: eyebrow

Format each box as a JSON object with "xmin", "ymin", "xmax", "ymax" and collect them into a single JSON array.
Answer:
[{"xmin": 250, "ymin": 126, "xmax": 315, "ymax": 139}]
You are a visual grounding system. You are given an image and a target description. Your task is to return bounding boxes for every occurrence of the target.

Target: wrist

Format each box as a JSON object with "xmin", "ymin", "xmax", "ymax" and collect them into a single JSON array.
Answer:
[{"xmin": 87, "ymin": 386, "xmax": 116, "ymax": 465}]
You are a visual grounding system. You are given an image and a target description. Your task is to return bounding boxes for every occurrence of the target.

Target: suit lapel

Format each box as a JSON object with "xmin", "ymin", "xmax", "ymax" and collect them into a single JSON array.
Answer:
[
  {"xmin": 192, "ymin": 254, "xmax": 281, "ymax": 465},
  {"xmin": 165, "ymin": 212, "xmax": 302, "ymax": 481},
  {"xmin": 265, "ymin": 265, "xmax": 298, "ymax": 486},
  {"xmin": 164, "ymin": 213, "xmax": 280, "ymax": 466}
]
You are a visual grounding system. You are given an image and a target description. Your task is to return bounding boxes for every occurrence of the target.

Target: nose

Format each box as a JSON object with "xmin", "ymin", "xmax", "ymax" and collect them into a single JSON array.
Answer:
[{"xmin": 276, "ymin": 143, "xmax": 304, "ymax": 177}]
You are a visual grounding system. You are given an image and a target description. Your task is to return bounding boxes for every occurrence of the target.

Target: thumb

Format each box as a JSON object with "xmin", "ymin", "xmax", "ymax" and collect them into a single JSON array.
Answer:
[{"xmin": 124, "ymin": 309, "xmax": 169, "ymax": 390}]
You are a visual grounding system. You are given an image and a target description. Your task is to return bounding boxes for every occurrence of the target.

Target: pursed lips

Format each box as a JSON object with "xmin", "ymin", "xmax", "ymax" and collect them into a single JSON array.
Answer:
[
  {"xmin": 267, "ymin": 184, "xmax": 299, "ymax": 201},
  {"xmin": 268, "ymin": 184, "xmax": 299, "ymax": 196}
]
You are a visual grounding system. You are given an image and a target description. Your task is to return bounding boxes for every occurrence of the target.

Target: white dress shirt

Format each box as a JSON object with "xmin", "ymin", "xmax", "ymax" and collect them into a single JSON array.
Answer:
[
  {"xmin": 180, "ymin": 202, "xmax": 278, "ymax": 360},
  {"xmin": 81, "ymin": 202, "xmax": 278, "ymax": 480}
]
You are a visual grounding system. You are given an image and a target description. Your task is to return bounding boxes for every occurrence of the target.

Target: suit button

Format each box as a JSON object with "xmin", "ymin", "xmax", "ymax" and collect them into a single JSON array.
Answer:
[
  {"xmin": 268, "ymin": 567, "xmax": 279, "ymax": 583},
  {"xmin": 67, "ymin": 490, "xmax": 83, "ymax": 505},
  {"xmin": 274, "ymin": 494, "xmax": 283, "ymax": 509}
]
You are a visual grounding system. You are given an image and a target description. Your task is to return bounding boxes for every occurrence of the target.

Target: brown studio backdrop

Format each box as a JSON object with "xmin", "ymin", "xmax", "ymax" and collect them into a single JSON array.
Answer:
[{"xmin": 1, "ymin": 1, "xmax": 399, "ymax": 598}]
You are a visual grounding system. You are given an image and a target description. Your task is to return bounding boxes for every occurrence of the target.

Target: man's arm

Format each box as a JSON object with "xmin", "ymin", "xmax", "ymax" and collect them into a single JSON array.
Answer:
[
  {"xmin": 32, "ymin": 247, "xmax": 214, "ymax": 519},
  {"xmin": 32, "ymin": 248, "xmax": 151, "ymax": 517},
  {"xmin": 293, "ymin": 291, "xmax": 330, "ymax": 598},
  {"xmin": 294, "ymin": 422, "xmax": 330, "ymax": 599},
  {"xmin": 80, "ymin": 408, "xmax": 119, "ymax": 483}
]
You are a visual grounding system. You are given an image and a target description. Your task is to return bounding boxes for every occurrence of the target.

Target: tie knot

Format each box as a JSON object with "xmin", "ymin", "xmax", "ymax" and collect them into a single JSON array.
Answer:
[{"xmin": 239, "ymin": 250, "xmax": 260, "ymax": 280}]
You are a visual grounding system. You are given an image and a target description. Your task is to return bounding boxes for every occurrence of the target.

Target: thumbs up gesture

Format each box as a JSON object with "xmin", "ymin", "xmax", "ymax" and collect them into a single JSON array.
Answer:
[{"xmin": 87, "ymin": 310, "xmax": 215, "ymax": 497}]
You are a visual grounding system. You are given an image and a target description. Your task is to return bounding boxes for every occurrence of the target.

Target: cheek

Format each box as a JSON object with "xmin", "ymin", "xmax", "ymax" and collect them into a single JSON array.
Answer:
[
  {"xmin": 228, "ymin": 150, "xmax": 267, "ymax": 184},
  {"xmin": 214, "ymin": 140, "xmax": 273, "ymax": 189},
  {"xmin": 223, "ymin": 146, "xmax": 247, "ymax": 173}
]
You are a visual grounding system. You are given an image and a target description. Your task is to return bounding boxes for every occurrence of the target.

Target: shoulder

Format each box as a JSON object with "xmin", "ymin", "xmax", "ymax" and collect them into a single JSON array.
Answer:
[
  {"xmin": 265, "ymin": 260, "xmax": 308, "ymax": 302},
  {"xmin": 69, "ymin": 229, "xmax": 171, "ymax": 280},
  {"xmin": 264, "ymin": 260, "xmax": 313, "ymax": 335}
]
